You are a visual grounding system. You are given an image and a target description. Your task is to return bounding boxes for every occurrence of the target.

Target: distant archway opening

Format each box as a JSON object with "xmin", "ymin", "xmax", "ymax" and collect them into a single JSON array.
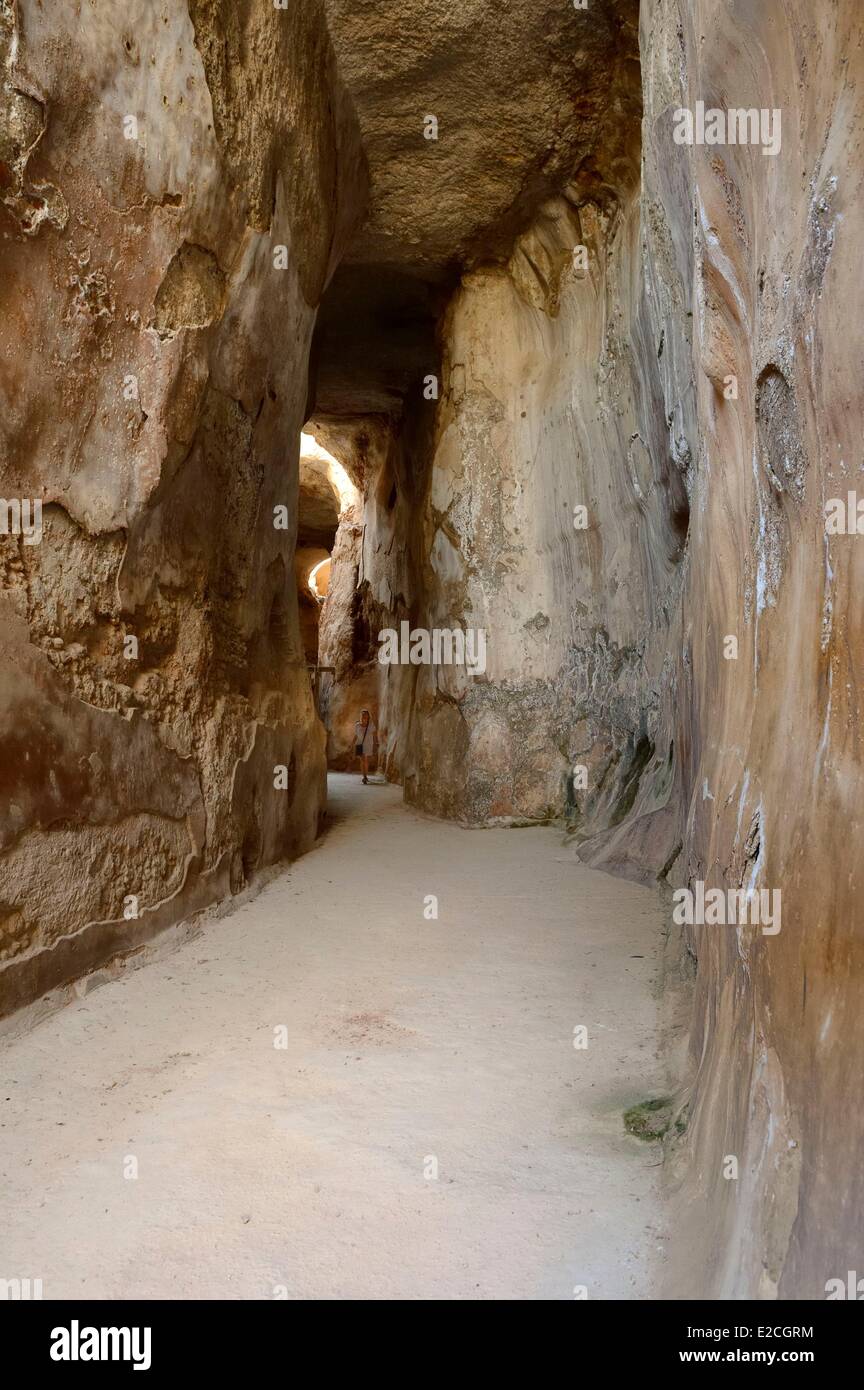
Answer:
[{"xmin": 308, "ymin": 556, "xmax": 332, "ymax": 600}]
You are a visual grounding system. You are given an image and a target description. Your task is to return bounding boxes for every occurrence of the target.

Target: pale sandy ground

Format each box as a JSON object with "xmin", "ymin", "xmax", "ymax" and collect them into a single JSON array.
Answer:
[{"xmin": 0, "ymin": 774, "xmax": 670, "ymax": 1300}]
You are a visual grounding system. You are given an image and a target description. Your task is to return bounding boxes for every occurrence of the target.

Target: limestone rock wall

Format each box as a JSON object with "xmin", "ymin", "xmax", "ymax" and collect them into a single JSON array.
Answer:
[
  {"xmin": 0, "ymin": 0, "xmax": 365, "ymax": 1014},
  {"xmin": 640, "ymin": 0, "xmax": 864, "ymax": 1300},
  {"xmin": 406, "ymin": 184, "xmax": 688, "ymax": 841}
]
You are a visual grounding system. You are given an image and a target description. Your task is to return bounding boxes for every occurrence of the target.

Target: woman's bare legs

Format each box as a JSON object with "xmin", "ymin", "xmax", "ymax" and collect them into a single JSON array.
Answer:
[{"xmin": 361, "ymin": 754, "xmax": 369, "ymax": 784}]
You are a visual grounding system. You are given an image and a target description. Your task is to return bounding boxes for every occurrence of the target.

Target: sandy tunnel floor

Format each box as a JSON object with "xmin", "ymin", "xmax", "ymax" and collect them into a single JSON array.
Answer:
[{"xmin": 0, "ymin": 774, "xmax": 670, "ymax": 1300}]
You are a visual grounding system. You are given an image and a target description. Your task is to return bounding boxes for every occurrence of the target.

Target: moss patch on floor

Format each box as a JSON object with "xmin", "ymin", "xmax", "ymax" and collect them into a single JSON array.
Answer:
[{"xmin": 624, "ymin": 1096, "xmax": 687, "ymax": 1142}]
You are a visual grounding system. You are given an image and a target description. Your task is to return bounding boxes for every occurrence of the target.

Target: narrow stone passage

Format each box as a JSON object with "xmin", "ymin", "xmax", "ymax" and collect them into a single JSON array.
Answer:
[{"xmin": 0, "ymin": 775, "xmax": 667, "ymax": 1300}]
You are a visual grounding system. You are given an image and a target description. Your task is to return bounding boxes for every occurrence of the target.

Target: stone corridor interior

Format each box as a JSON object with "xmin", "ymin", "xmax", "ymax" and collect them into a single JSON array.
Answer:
[{"xmin": 0, "ymin": 0, "xmax": 862, "ymax": 1300}]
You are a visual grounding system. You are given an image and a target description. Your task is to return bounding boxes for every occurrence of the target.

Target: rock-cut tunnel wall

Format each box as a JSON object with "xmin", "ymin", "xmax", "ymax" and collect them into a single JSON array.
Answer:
[
  {"xmin": 0, "ymin": 0, "xmax": 366, "ymax": 1013},
  {"xmin": 640, "ymin": 0, "xmax": 864, "ymax": 1301}
]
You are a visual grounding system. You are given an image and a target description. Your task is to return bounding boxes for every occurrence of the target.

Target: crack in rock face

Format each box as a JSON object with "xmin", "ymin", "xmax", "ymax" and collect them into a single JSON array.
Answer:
[{"xmin": 756, "ymin": 366, "xmax": 807, "ymax": 503}]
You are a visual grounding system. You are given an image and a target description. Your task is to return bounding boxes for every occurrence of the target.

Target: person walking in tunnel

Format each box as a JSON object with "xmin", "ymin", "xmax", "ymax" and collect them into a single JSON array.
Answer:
[{"xmin": 354, "ymin": 708, "xmax": 376, "ymax": 784}]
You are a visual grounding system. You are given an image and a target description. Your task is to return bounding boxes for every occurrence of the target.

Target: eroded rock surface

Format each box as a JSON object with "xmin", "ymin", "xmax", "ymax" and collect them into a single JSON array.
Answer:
[
  {"xmin": 0, "ymin": 0, "xmax": 365, "ymax": 1010},
  {"xmin": 638, "ymin": 0, "xmax": 864, "ymax": 1301}
]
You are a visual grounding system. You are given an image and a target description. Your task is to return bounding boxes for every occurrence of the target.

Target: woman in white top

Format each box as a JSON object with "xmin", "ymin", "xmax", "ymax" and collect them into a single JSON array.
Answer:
[{"xmin": 354, "ymin": 708, "xmax": 376, "ymax": 784}]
